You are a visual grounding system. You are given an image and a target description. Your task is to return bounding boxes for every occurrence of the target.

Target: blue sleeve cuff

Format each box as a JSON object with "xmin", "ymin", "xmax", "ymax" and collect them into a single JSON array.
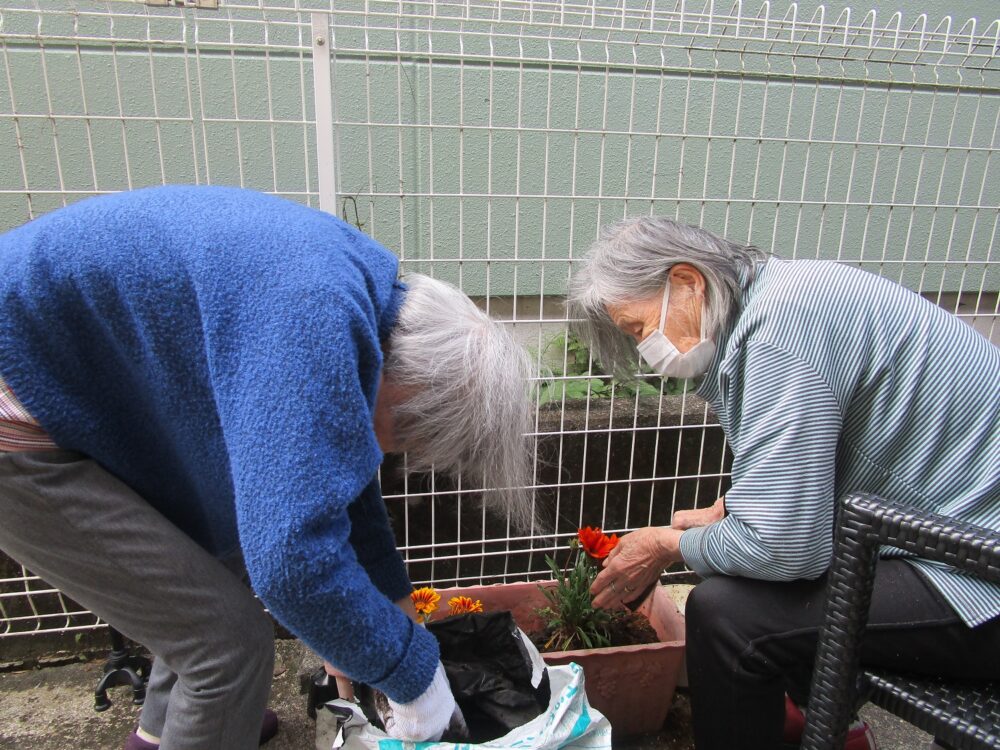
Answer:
[
  {"xmin": 369, "ymin": 616, "xmax": 440, "ymax": 703},
  {"xmin": 679, "ymin": 526, "xmax": 719, "ymax": 578}
]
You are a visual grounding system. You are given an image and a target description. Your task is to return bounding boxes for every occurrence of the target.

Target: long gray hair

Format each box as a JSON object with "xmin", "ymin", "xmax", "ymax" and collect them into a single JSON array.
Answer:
[
  {"xmin": 384, "ymin": 274, "xmax": 535, "ymax": 530},
  {"xmin": 567, "ymin": 216, "xmax": 766, "ymax": 380}
]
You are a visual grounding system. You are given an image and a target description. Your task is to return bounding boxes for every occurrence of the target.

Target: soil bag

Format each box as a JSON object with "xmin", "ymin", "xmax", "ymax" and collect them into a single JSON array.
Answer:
[
  {"xmin": 316, "ymin": 612, "xmax": 611, "ymax": 750},
  {"xmin": 317, "ymin": 661, "xmax": 610, "ymax": 750}
]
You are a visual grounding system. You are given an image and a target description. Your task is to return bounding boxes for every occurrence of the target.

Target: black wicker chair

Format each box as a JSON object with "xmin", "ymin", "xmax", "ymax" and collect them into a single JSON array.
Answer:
[{"xmin": 801, "ymin": 493, "xmax": 1000, "ymax": 750}]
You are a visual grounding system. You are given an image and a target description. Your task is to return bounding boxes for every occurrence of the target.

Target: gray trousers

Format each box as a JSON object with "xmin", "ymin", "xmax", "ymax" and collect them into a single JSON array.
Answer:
[{"xmin": 0, "ymin": 451, "xmax": 275, "ymax": 750}]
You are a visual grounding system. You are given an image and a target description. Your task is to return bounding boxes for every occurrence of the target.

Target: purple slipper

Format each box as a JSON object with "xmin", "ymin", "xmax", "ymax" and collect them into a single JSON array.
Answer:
[
  {"xmin": 123, "ymin": 733, "xmax": 157, "ymax": 750},
  {"xmin": 124, "ymin": 708, "xmax": 279, "ymax": 749},
  {"xmin": 260, "ymin": 708, "xmax": 279, "ymax": 745}
]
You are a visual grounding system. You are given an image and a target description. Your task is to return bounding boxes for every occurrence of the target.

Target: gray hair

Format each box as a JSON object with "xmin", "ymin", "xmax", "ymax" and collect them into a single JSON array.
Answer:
[
  {"xmin": 567, "ymin": 216, "xmax": 766, "ymax": 380},
  {"xmin": 384, "ymin": 273, "xmax": 535, "ymax": 530}
]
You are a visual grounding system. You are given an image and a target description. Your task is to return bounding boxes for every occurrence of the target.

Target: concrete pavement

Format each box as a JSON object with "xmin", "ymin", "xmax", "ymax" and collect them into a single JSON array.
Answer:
[{"xmin": 0, "ymin": 638, "xmax": 930, "ymax": 750}]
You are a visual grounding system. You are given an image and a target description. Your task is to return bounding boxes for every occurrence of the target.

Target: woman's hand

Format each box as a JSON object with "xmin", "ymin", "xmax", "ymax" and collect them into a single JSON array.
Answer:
[
  {"xmin": 671, "ymin": 497, "xmax": 726, "ymax": 530},
  {"xmin": 590, "ymin": 526, "xmax": 683, "ymax": 609}
]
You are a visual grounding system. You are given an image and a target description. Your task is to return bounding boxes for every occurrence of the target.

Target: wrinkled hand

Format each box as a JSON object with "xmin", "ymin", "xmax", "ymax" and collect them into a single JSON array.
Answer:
[
  {"xmin": 590, "ymin": 526, "xmax": 682, "ymax": 610},
  {"xmin": 671, "ymin": 497, "xmax": 726, "ymax": 530},
  {"xmin": 384, "ymin": 662, "xmax": 463, "ymax": 742},
  {"xmin": 322, "ymin": 660, "xmax": 354, "ymax": 701}
]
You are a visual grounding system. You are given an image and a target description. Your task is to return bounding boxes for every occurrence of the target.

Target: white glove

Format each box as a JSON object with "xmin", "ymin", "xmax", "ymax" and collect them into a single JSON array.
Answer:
[{"xmin": 383, "ymin": 663, "xmax": 466, "ymax": 742}]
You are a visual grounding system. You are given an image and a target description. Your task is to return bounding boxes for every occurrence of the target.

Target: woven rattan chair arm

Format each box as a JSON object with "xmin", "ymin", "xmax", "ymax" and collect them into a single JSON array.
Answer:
[
  {"xmin": 843, "ymin": 493, "xmax": 1000, "ymax": 583},
  {"xmin": 802, "ymin": 493, "xmax": 1000, "ymax": 750}
]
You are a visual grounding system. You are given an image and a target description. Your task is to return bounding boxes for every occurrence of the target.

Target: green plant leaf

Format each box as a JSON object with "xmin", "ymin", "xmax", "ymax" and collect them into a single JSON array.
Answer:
[
  {"xmin": 534, "ymin": 547, "xmax": 621, "ymax": 653},
  {"xmin": 636, "ymin": 381, "xmax": 662, "ymax": 397},
  {"xmin": 562, "ymin": 380, "xmax": 592, "ymax": 399},
  {"xmin": 588, "ymin": 379, "xmax": 609, "ymax": 396},
  {"xmin": 544, "ymin": 555, "xmax": 564, "ymax": 579}
]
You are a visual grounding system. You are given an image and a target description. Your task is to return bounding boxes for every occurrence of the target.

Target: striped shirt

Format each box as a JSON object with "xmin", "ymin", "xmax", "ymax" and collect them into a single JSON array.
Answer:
[
  {"xmin": 681, "ymin": 259, "xmax": 999, "ymax": 627},
  {"xmin": 0, "ymin": 374, "xmax": 57, "ymax": 451}
]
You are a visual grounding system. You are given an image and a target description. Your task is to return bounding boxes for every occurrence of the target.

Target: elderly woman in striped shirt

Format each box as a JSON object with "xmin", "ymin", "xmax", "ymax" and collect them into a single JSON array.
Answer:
[{"xmin": 568, "ymin": 216, "xmax": 999, "ymax": 750}]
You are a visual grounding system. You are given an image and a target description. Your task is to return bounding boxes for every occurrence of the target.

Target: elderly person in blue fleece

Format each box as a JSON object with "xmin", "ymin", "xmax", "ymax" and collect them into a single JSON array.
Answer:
[
  {"xmin": 567, "ymin": 216, "xmax": 999, "ymax": 750},
  {"xmin": 0, "ymin": 185, "xmax": 535, "ymax": 750}
]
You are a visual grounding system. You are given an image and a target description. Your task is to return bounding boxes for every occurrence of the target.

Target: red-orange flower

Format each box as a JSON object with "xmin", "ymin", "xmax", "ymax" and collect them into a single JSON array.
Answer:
[
  {"xmin": 577, "ymin": 526, "xmax": 620, "ymax": 559},
  {"xmin": 448, "ymin": 596, "xmax": 484, "ymax": 615},
  {"xmin": 410, "ymin": 587, "xmax": 440, "ymax": 620}
]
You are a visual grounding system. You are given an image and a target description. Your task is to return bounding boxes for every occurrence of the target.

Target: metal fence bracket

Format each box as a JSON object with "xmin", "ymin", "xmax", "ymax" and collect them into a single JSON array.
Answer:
[{"xmin": 145, "ymin": 0, "xmax": 220, "ymax": 9}]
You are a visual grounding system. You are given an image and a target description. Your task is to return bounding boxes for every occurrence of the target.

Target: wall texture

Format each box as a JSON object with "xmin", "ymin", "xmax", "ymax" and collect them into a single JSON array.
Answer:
[{"xmin": 1, "ymin": 0, "xmax": 997, "ymax": 298}]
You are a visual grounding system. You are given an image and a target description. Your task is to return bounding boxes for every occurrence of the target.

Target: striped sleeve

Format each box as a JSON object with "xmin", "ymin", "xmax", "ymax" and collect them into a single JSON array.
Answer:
[{"xmin": 680, "ymin": 340, "xmax": 843, "ymax": 580}]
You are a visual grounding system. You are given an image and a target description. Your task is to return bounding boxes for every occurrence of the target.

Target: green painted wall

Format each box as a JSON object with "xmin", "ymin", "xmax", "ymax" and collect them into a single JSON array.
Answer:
[{"xmin": 1, "ymin": 0, "xmax": 997, "ymax": 297}]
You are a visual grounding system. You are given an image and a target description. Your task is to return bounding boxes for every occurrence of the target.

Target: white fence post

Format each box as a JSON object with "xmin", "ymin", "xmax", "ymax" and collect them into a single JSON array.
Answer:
[{"xmin": 311, "ymin": 12, "xmax": 338, "ymax": 217}]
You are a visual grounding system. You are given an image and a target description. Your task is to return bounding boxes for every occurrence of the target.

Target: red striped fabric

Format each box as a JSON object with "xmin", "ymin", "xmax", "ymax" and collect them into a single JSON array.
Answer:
[{"xmin": 0, "ymin": 377, "xmax": 57, "ymax": 451}]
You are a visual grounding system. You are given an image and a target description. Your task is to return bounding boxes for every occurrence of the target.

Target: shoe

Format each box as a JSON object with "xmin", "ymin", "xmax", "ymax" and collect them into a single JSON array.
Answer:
[
  {"xmin": 123, "ymin": 733, "xmax": 157, "ymax": 750},
  {"xmin": 260, "ymin": 708, "xmax": 279, "ymax": 744},
  {"xmin": 844, "ymin": 721, "xmax": 878, "ymax": 750},
  {"xmin": 783, "ymin": 695, "xmax": 878, "ymax": 750},
  {"xmin": 783, "ymin": 694, "xmax": 805, "ymax": 743},
  {"xmin": 124, "ymin": 708, "xmax": 279, "ymax": 749}
]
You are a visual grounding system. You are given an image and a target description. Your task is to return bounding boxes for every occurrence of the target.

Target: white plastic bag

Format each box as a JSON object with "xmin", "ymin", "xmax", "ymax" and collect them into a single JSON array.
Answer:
[{"xmin": 316, "ymin": 661, "xmax": 612, "ymax": 750}]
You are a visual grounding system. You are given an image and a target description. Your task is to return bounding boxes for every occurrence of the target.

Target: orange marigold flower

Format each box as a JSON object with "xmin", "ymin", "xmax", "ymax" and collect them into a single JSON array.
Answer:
[
  {"xmin": 448, "ymin": 596, "xmax": 484, "ymax": 615},
  {"xmin": 577, "ymin": 526, "xmax": 620, "ymax": 559},
  {"xmin": 410, "ymin": 587, "xmax": 440, "ymax": 616}
]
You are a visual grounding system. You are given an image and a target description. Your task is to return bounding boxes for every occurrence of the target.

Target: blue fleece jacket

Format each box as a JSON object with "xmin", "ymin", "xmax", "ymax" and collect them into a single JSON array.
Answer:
[{"xmin": 0, "ymin": 185, "xmax": 439, "ymax": 702}]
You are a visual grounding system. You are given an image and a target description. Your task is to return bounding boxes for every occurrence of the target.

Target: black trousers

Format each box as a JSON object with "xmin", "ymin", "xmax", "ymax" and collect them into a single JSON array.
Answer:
[{"xmin": 684, "ymin": 560, "xmax": 1000, "ymax": 750}]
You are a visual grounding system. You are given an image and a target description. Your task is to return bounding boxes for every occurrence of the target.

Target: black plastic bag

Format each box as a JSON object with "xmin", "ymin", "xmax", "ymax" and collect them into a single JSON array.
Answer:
[
  {"xmin": 429, "ymin": 611, "xmax": 550, "ymax": 743},
  {"xmin": 356, "ymin": 611, "xmax": 550, "ymax": 744}
]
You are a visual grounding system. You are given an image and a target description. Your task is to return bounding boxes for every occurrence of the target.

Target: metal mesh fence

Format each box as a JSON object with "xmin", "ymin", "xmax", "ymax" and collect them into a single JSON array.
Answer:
[{"xmin": 0, "ymin": 0, "xmax": 997, "ymax": 643}]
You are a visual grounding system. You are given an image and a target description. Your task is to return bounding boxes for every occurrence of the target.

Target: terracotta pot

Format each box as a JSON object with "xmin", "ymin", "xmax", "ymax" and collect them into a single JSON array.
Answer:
[{"xmin": 436, "ymin": 581, "xmax": 686, "ymax": 737}]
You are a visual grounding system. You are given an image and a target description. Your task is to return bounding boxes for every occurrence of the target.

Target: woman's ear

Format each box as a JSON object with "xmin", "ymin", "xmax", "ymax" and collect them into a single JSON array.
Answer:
[
  {"xmin": 668, "ymin": 263, "xmax": 706, "ymax": 299},
  {"xmin": 373, "ymin": 374, "xmax": 399, "ymax": 453}
]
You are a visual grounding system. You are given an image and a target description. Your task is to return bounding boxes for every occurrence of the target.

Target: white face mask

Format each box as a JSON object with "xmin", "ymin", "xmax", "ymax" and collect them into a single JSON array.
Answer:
[{"xmin": 636, "ymin": 283, "xmax": 716, "ymax": 379}]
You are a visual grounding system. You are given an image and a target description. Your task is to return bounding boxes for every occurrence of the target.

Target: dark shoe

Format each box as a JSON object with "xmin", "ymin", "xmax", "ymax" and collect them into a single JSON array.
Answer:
[
  {"xmin": 783, "ymin": 694, "xmax": 878, "ymax": 750},
  {"xmin": 260, "ymin": 708, "xmax": 279, "ymax": 744},
  {"xmin": 124, "ymin": 709, "xmax": 279, "ymax": 749}
]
